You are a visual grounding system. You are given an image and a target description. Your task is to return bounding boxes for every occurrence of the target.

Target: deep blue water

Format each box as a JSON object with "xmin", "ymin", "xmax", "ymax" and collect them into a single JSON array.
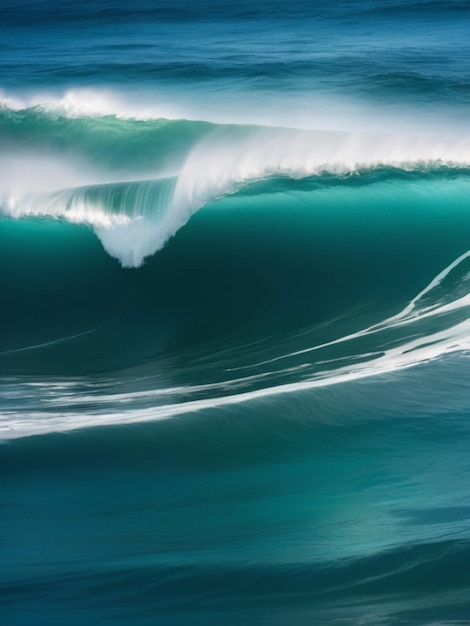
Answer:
[{"xmin": 2, "ymin": 1, "xmax": 470, "ymax": 624}]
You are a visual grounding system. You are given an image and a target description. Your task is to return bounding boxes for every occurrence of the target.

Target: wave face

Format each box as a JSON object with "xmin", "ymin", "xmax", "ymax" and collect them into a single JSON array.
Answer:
[{"xmin": 2, "ymin": 1, "xmax": 470, "ymax": 625}]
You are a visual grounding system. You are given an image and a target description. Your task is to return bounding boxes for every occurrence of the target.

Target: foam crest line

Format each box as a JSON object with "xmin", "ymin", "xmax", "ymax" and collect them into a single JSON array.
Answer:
[
  {"xmin": 177, "ymin": 126, "xmax": 470, "ymax": 189},
  {"xmin": 0, "ymin": 88, "xmax": 182, "ymax": 121}
]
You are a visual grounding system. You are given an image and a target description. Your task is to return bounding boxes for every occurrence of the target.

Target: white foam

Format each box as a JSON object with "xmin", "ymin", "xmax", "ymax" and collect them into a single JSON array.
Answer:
[{"xmin": 95, "ymin": 217, "xmax": 168, "ymax": 268}]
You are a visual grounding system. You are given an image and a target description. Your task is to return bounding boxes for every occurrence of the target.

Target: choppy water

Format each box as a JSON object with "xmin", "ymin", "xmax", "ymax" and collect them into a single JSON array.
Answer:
[{"xmin": 2, "ymin": 1, "xmax": 470, "ymax": 624}]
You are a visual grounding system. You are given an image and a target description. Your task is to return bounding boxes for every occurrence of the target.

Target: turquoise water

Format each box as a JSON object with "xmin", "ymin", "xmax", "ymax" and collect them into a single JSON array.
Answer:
[{"xmin": 2, "ymin": 1, "xmax": 470, "ymax": 624}]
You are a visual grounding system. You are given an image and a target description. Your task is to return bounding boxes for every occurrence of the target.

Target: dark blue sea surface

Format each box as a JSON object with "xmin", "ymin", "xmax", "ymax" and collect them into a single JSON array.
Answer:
[{"xmin": 2, "ymin": 1, "xmax": 470, "ymax": 624}]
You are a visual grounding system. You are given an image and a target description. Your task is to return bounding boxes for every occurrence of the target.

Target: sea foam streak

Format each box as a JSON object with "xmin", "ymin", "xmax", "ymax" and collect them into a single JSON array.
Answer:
[
  {"xmin": 2, "ymin": 251, "xmax": 470, "ymax": 440},
  {"xmin": 2, "ymin": 118, "xmax": 470, "ymax": 267}
]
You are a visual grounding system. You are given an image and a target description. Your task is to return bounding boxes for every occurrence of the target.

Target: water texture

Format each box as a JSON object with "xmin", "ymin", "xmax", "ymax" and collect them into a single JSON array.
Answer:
[{"xmin": 2, "ymin": 1, "xmax": 470, "ymax": 624}]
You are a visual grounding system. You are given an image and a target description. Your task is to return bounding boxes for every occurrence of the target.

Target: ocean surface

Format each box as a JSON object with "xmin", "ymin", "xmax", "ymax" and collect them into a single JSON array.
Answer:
[{"xmin": 2, "ymin": 1, "xmax": 470, "ymax": 624}]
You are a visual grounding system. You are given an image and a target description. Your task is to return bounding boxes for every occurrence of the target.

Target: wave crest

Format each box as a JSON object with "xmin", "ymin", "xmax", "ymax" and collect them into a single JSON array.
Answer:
[{"xmin": 2, "ymin": 121, "xmax": 470, "ymax": 267}]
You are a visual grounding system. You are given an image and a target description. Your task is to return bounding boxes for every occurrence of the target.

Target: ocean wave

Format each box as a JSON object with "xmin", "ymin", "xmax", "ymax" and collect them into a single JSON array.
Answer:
[{"xmin": 2, "ymin": 108, "xmax": 470, "ymax": 266}]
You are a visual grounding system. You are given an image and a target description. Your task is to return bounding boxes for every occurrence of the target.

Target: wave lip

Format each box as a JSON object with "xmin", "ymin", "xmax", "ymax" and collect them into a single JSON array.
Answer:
[{"xmin": 2, "ymin": 177, "xmax": 178, "ymax": 267}]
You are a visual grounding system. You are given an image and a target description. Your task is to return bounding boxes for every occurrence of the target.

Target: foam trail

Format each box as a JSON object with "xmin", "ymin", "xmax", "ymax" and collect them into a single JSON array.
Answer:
[
  {"xmin": 0, "ymin": 328, "xmax": 99, "ymax": 355},
  {"xmin": 2, "ymin": 252, "xmax": 470, "ymax": 440},
  {"xmin": 2, "ymin": 325, "xmax": 470, "ymax": 440},
  {"xmin": 237, "ymin": 250, "xmax": 470, "ymax": 369}
]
